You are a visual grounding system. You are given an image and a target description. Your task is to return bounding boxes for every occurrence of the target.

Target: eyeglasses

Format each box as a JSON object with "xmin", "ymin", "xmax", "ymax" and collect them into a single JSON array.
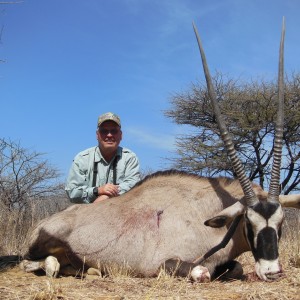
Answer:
[{"xmin": 99, "ymin": 128, "xmax": 120, "ymax": 135}]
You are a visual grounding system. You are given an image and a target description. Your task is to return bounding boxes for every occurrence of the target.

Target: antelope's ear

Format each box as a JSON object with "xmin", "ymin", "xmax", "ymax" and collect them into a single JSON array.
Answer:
[
  {"xmin": 279, "ymin": 194, "xmax": 300, "ymax": 209},
  {"xmin": 204, "ymin": 215, "xmax": 228, "ymax": 228},
  {"xmin": 204, "ymin": 201, "xmax": 245, "ymax": 228}
]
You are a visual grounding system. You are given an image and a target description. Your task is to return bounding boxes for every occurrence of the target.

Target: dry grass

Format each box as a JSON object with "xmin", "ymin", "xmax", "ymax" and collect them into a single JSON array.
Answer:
[
  {"xmin": 1, "ymin": 261, "xmax": 299, "ymax": 300},
  {"xmin": 0, "ymin": 208, "xmax": 299, "ymax": 300},
  {"xmin": 0, "ymin": 197, "xmax": 70, "ymax": 256}
]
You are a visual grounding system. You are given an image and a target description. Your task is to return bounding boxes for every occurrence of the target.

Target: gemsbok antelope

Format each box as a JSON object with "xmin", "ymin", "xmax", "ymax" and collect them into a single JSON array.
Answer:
[{"xmin": 13, "ymin": 19, "xmax": 300, "ymax": 282}]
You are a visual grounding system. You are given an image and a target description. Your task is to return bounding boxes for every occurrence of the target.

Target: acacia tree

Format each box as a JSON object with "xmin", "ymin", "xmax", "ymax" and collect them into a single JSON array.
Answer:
[
  {"xmin": 165, "ymin": 72, "xmax": 300, "ymax": 194},
  {"xmin": 0, "ymin": 138, "xmax": 64, "ymax": 211}
]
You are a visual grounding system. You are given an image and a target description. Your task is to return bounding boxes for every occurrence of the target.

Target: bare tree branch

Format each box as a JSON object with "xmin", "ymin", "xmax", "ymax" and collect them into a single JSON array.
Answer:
[{"xmin": 0, "ymin": 138, "xmax": 64, "ymax": 211}]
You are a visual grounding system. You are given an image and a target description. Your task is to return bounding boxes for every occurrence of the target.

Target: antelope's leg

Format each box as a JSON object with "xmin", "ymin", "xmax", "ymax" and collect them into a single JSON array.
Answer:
[
  {"xmin": 162, "ymin": 258, "xmax": 211, "ymax": 282},
  {"xmin": 20, "ymin": 255, "xmax": 60, "ymax": 278},
  {"xmin": 44, "ymin": 256, "xmax": 60, "ymax": 277}
]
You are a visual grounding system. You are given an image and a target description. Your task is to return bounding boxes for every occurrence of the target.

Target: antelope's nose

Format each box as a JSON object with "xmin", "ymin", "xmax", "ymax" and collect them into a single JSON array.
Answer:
[{"xmin": 265, "ymin": 264, "xmax": 284, "ymax": 281}]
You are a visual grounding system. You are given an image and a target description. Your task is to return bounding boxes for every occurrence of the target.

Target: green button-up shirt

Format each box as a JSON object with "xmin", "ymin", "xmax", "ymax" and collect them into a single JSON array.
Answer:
[{"xmin": 65, "ymin": 146, "xmax": 140, "ymax": 204}]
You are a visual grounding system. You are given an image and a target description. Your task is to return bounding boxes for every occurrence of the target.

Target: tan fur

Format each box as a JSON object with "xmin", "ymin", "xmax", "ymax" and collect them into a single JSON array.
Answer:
[{"xmin": 24, "ymin": 171, "xmax": 300, "ymax": 278}]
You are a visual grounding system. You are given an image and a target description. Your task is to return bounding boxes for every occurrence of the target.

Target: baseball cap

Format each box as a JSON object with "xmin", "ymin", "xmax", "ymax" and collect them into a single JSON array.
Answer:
[{"xmin": 97, "ymin": 112, "xmax": 121, "ymax": 127}]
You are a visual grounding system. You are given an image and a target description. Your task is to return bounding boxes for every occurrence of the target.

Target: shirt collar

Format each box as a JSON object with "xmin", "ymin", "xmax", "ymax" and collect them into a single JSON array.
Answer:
[{"xmin": 94, "ymin": 146, "xmax": 122, "ymax": 163}]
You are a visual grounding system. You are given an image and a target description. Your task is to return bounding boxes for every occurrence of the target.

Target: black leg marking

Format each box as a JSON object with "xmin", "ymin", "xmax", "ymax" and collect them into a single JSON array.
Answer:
[
  {"xmin": 213, "ymin": 260, "xmax": 244, "ymax": 281},
  {"xmin": 162, "ymin": 258, "xmax": 195, "ymax": 277}
]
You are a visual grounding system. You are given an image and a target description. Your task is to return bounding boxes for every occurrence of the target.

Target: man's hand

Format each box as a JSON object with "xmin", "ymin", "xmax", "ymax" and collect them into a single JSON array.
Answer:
[
  {"xmin": 93, "ymin": 184, "xmax": 119, "ymax": 204},
  {"xmin": 99, "ymin": 183, "xmax": 119, "ymax": 197}
]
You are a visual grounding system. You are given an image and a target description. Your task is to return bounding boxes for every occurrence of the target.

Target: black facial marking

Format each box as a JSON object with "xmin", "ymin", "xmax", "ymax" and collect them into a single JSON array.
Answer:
[
  {"xmin": 251, "ymin": 202, "xmax": 280, "ymax": 220},
  {"xmin": 245, "ymin": 220, "xmax": 255, "ymax": 255},
  {"xmin": 278, "ymin": 226, "xmax": 282, "ymax": 241},
  {"xmin": 255, "ymin": 227, "xmax": 279, "ymax": 261}
]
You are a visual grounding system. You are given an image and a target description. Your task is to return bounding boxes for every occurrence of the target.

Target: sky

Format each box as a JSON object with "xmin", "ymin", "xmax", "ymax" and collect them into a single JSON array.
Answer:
[{"xmin": 0, "ymin": 0, "xmax": 299, "ymax": 182}]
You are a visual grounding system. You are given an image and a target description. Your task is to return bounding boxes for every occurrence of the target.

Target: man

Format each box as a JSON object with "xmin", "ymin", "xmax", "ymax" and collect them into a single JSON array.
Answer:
[{"xmin": 65, "ymin": 112, "xmax": 140, "ymax": 204}]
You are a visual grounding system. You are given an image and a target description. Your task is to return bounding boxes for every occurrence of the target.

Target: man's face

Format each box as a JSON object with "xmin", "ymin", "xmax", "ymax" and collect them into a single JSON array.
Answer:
[{"xmin": 96, "ymin": 121, "xmax": 122, "ymax": 154}]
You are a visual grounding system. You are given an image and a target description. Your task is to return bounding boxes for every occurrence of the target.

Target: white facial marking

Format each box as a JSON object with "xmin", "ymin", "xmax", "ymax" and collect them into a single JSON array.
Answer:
[
  {"xmin": 246, "ymin": 205, "xmax": 284, "ymax": 248},
  {"xmin": 268, "ymin": 206, "xmax": 284, "ymax": 231},
  {"xmin": 255, "ymin": 258, "xmax": 281, "ymax": 281},
  {"xmin": 246, "ymin": 208, "xmax": 267, "ymax": 248}
]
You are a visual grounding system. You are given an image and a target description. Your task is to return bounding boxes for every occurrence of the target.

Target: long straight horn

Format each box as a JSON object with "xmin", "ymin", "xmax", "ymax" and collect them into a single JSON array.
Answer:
[
  {"xmin": 192, "ymin": 22, "xmax": 259, "ymax": 207},
  {"xmin": 268, "ymin": 18, "xmax": 285, "ymax": 203}
]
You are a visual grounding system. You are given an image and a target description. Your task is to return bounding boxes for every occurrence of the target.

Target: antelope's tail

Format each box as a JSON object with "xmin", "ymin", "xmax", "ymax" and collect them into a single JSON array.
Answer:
[{"xmin": 0, "ymin": 255, "xmax": 23, "ymax": 271}]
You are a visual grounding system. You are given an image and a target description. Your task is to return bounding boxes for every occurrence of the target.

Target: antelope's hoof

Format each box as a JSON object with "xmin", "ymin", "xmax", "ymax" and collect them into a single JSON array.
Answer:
[
  {"xmin": 191, "ymin": 265, "xmax": 211, "ymax": 283},
  {"xmin": 87, "ymin": 267, "xmax": 102, "ymax": 276},
  {"xmin": 45, "ymin": 256, "xmax": 60, "ymax": 278},
  {"xmin": 19, "ymin": 260, "xmax": 43, "ymax": 273}
]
